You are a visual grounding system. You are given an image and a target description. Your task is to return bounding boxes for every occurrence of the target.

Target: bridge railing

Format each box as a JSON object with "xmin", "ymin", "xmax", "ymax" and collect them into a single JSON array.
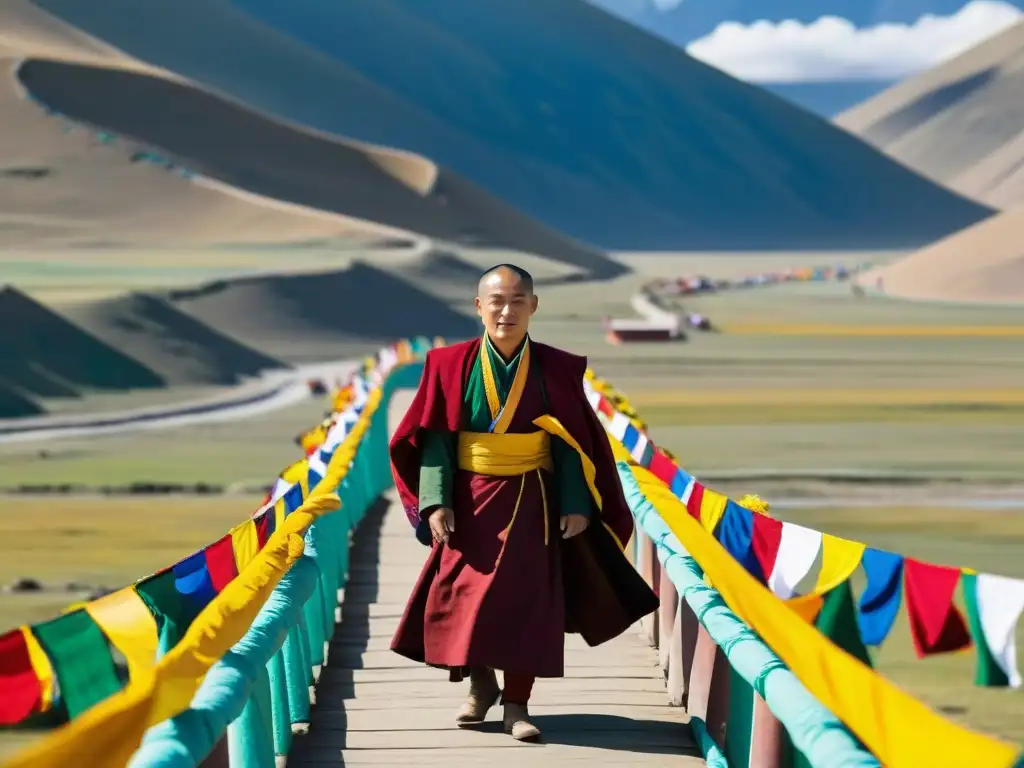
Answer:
[{"xmin": 3, "ymin": 337, "xmax": 1021, "ymax": 768}]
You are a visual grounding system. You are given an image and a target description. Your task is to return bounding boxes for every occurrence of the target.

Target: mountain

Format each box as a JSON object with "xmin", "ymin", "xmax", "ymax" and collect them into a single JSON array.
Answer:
[
  {"xmin": 836, "ymin": 20, "xmax": 1024, "ymax": 208},
  {"xmin": 31, "ymin": 0, "xmax": 992, "ymax": 251},
  {"xmin": 858, "ymin": 207, "xmax": 1024, "ymax": 302}
]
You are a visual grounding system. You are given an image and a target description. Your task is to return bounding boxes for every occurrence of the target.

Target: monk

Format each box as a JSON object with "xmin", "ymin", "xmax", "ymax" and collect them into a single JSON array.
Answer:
[{"xmin": 389, "ymin": 264, "xmax": 659, "ymax": 741}]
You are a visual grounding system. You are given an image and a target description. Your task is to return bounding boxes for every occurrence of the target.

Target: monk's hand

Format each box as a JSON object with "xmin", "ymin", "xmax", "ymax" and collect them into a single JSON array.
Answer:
[
  {"xmin": 560, "ymin": 514, "xmax": 589, "ymax": 539},
  {"xmin": 428, "ymin": 507, "xmax": 455, "ymax": 545}
]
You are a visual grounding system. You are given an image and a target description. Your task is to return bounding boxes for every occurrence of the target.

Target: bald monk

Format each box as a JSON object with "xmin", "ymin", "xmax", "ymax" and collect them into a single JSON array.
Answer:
[{"xmin": 390, "ymin": 264, "xmax": 659, "ymax": 741}]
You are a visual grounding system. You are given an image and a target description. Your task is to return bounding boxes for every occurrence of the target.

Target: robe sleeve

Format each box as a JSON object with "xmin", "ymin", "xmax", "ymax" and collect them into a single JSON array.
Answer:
[
  {"xmin": 418, "ymin": 430, "xmax": 455, "ymax": 516},
  {"xmin": 553, "ymin": 438, "xmax": 591, "ymax": 518}
]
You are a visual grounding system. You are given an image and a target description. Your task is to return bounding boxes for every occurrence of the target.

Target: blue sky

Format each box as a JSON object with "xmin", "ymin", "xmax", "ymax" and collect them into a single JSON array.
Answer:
[{"xmin": 588, "ymin": 0, "xmax": 1023, "ymax": 83}]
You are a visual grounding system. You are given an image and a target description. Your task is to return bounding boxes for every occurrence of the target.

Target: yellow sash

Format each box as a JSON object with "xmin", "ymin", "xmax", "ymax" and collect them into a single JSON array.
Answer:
[
  {"xmin": 457, "ymin": 430, "xmax": 553, "ymax": 475},
  {"xmin": 456, "ymin": 419, "xmax": 624, "ymax": 551}
]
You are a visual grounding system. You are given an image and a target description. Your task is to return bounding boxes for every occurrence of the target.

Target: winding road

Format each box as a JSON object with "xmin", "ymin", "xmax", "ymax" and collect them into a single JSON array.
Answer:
[{"xmin": 0, "ymin": 360, "xmax": 356, "ymax": 444}]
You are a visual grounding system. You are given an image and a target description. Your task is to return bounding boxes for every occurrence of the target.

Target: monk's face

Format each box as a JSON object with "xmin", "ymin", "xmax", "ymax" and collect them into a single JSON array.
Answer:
[{"xmin": 475, "ymin": 269, "xmax": 538, "ymax": 347}]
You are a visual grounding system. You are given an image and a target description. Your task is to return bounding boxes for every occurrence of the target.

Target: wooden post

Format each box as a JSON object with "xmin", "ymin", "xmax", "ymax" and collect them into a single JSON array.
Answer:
[
  {"xmin": 675, "ymin": 594, "xmax": 701, "ymax": 708},
  {"xmin": 639, "ymin": 530, "xmax": 659, "ymax": 648},
  {"xmin": 658, "ymin": 566, "xmax": 678, "ymax": 676},
  {"xmin": 198, "ymin": 735, "xmax": 230, "ymax": 768},
  {"xmin": 749, "ymin": 693, "xmax": 783, "ymax": 768},
  {"xmin": 666, "ymin": 596, "xmax": 686, "ymax": 706},
  {"xmin": 686, "ymin": 625, "xmax": 731, "ymax": 752}
]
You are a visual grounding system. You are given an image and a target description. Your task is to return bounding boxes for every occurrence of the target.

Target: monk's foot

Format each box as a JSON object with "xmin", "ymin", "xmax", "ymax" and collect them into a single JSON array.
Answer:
[
  {"xmin": 455, "ymin": 669, "xmax": 500, "ymax": 726},
  {"xmin": 503, "ymin": 703, "xmax": 541, "ymax": 742}
]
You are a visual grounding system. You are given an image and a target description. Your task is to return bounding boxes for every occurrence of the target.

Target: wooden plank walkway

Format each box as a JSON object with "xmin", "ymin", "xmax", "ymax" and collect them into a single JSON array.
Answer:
[{"xmin": 290, "ymin": 394, "xmax": 704, "ymax": 768}]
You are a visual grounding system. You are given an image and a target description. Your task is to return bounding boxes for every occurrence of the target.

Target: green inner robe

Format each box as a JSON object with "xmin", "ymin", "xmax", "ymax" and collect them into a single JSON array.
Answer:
[{"xmin": 418, "ymin": 336, "xmax": 591, "ymax": 519}]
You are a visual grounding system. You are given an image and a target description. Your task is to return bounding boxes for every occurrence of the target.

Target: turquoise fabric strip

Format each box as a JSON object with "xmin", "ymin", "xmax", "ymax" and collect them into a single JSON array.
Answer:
[
  {"xmin": 127, "ymin": 554, "xmax": 322, "ymax": 767},
  {"xmin": 690, "ymin": 716, "xmax": 729, "ymax": 768},
  {"xmin": 267, "ymin": 647, "xmax": 290, "ymax": 755},
  {"xmin": 617, "ymin": 463, "xmax": 880, "ymax": 768}
]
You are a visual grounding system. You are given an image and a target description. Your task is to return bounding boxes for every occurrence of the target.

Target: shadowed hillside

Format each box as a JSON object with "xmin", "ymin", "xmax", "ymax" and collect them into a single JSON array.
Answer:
[
  {"xmin": 0, "ymin": 286, "xmax": 165, "ymax": 401},
  {"xmin": 16, "ymin": 59, "xmax": 620, "ymax": 278},
  {"xmin": 0, "ymin": 384, "xmax": 44, "ymax": 419},
  {"xmin": 837, "ymin": 21, "xmax": 1024, "ymax": 208},
  {"xmin": 166, "ymin": 262, "xmax": 482, "ymax": 362},
  {"xmin": 33, "ymin": 0, "xmax": 992, "ymax": 250},
  {"xmin": 62, "ymin": 293, "xmax": 289, "ymax": 386}
]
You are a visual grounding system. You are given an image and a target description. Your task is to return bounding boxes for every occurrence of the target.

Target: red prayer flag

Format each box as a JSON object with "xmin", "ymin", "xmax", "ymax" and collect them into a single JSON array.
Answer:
[
  {"xmin": 903, "ymin": 558, "xmax": 972, "ymax": 658},
  {"xmin": 647, "ymin": 449, "xmax": 678, "ymax": 487},
  {"xmin": 685, "ymin": 482, "xmax": 705, "ymax": 521},
  {"xmin": 751, "ymin": 513, "xmax": 783, "ymax": 580},
  {"xmin": 255, "ymin": 509, "xmax": 275, "ymax": 548},
  {"xmin": 597, "ymin": 396, "xmax": 615, "ymax": 419},
  {"xmin": 0, "ymin": 629, "xmax": 42, "ymax": 725},
  {"xmin": 204, "ymin": 534, "xmax": 239, "ymax": 592}
]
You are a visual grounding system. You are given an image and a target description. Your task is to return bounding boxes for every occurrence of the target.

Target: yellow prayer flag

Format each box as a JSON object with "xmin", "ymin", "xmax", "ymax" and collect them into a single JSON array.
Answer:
[
  {"xmin": 814, "ymin": 534, "xmax": 866, "ymax": 595},
  {"xmin": 230, "ymin": 520, "xmax": 260, "ymax": 572},
  {"xmin": 85, "ymin": 587, "xmax": 159, "ymax": 682},
  {"xmin": 20, "ymin": 627, "xmax": 54, "ymax": 712},
  {"xmin": 699, "ymin": 489, "xmax": 729, "ymax": 534}
]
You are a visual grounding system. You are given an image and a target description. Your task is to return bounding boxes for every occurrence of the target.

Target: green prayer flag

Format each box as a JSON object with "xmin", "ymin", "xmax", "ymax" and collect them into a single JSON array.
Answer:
[
  {"xmin": 33, "ymin": 609, "xmax": 123, "ymax": 719},
  {"xmin": 783, "ymin": 581, "xmax": 873, "ymax": 768},
  {"xmin": 135, "ymin": 568, "xmax": 205, "ymax": 654},
  {"xmin": 961, "ymin": 573, "xmax": 1010, "ymax": 687}
]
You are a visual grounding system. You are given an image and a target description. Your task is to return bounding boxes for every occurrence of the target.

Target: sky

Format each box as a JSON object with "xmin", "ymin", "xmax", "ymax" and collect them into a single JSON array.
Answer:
[
  {"xmin": 685, "ymin": 1, "xmax": 1023, "ymax": 83},
  {"xmin": 586, "ymin": 0, "xmax": 1023, "ymax": 114}
]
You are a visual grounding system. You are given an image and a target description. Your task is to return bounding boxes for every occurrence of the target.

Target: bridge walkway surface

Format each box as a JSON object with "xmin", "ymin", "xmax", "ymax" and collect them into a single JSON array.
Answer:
[{"xmin": 289, "ymin": 394, "xmax": 704, "ymax": 767}]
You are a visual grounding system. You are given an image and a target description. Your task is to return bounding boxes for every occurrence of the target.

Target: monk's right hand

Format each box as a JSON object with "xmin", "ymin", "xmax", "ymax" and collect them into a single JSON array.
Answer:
[{"xmin": 428, "ymin": 507, "xmax": 455, "ymax": 545}]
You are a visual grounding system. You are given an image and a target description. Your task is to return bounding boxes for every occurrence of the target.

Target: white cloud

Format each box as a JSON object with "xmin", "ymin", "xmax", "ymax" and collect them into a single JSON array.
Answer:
[{"xmin": 686, "ymin": 1, "xmax": 1024, "ymax": 82}]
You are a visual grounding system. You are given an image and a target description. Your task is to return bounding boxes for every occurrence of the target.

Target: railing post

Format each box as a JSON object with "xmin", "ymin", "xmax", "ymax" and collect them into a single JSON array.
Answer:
[
  {"xmin": 658, "ymin": 566, "xmax": 677, "ymax": 676},
  {"xmin": 686, "ymin": 625, "xmax": 730, "ymax": 751},
  {"xmin": 198, "ymin": 735, "xmax": 230, "ymax": 768},
  {"xmin": 749, "ymin": 693, "xmax": 783, "ymax": 768},
  {"xmin": 637, "ymin": 527, "xmax": 659, "ymax": 647}
]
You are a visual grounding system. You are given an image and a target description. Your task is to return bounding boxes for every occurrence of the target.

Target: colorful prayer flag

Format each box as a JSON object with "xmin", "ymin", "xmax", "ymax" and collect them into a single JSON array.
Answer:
[
  {"xmin": 813, "ymin": 535, "xmax": 866, "ymax": 595},
  {"xmin": 768, "ymin": 523, "xmax": 823, "ymax": 600},
  {"xmin": 750, "ymin": 513, "xmax": 783, "ymax": 584},
  {"xmin": 963, "ymin": 572, "xmax": 1024, "ymax": 688},
  {"xmin": 857, "ymin": 548, "xmax": 904, "ymax": 647},
  {"xmin": 903, "ymin": 558, "xmax": 972, "ymax": 658},
  {"xmin": 203, "ymin": 535, "xmax": 239, "ymax": 592},
  {"xmin": 85, "ymin": 588, "xmax": 159, "ymax": 683},
  {"xmin": 172, "ymin": 551, "xmax": 218, "ymax": 612},
  {"xmin": 230, "ymin": 520, "xmax": 260, "ymax": 573},
  {"xmin": 0, "ymin": 629, "xmax": 48, "ymax": 724},
  {"xmin": 715, "ymin": 501, "xmax": 766, "ymax": 583},
  {"xmin": 32, "ymin": 610, "xmax": 123, "ymax": 719}
]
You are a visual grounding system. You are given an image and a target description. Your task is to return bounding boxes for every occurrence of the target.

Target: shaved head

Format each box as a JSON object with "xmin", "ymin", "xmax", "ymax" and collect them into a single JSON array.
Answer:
[
  {"xmin": 474, "ymin": 263, "xmax": 538, "ymax": 353},
  {"xmin": 477, "ymin": 263, "xmax": 534, "ymax": 297}
]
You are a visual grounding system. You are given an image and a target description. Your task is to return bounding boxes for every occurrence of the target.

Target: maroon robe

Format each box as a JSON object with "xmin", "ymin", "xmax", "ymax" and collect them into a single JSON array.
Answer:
[{"xmin": 389, "ymin": 339, "xmax": 659, "ymax": 677}]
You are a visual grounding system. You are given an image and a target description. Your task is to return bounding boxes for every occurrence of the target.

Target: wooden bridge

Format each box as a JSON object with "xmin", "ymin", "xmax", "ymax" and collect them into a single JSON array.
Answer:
[{"xmin": 289, "ymin": 393, "xmax": 705, "ymax": 767}]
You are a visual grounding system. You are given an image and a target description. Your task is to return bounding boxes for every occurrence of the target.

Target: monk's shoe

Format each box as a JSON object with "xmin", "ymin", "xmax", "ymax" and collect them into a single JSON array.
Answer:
[
  {"xmin": 503, "ymin": 703, "xmax": 541, "ymax": 742},
  {"xmin": 455, "ymin": 670, "xmax": 500, "ymax": 726}
]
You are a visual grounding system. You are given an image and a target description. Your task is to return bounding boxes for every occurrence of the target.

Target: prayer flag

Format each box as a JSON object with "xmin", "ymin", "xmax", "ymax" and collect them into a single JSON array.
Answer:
[
  {"xmin": 963, "ymin": 572, "xmax": 1024, "ymax": 687},
  {"xmin": 857, "ymin": 548, "xmax": 903, "ymax": 647},
  {"xmin": 903, "ymin": 558, "xmax": 971, "ymax": 658}
]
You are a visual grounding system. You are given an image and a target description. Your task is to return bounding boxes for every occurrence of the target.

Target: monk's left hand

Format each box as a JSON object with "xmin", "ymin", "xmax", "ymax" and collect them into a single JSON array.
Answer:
[{"xmin": 560, "ymin": 514, "xmax": 589, "ymax": 539}]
